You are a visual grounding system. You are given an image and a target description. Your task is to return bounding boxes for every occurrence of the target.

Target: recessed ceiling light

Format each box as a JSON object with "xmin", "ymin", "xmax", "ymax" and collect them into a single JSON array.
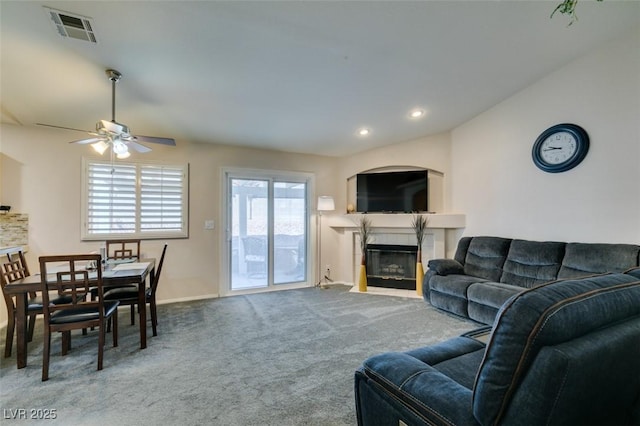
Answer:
[
  {"xmin": 358, "ymin": 128, "xmax": 370, "ymax": 136},
  {"xmin": 409, "ymin": 109, "xmax": 425, "ymax": 119}
]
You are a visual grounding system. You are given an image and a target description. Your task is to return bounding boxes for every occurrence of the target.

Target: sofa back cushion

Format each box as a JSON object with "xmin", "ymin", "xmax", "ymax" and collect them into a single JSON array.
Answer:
[
  {"xmin": 453, "ymin": 236, "xmax": 472, "ymax": 265},
  {"xmin": 558, "ymin": 242, "xmax": 640, "ymax": 279},
  {"xmin": 462, "ymin": 237, "xmax": 512, "ymax": 282},
  {"xmin": 500, "ymin": 240, "xmax": 565, "ymax": 288},
  {"xmin": 502, "ymin": 318, "xmax": 640, "ymax": 425},
  {"xmin": 472, "ymin": 272, "xmax": 640, "ymax": 425}
]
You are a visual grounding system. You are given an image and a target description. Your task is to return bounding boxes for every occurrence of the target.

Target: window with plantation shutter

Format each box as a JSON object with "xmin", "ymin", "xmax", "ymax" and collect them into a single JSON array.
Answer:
[
  {"xmin": 140, "ymin": 165, "xmax": 185, "ymax": 233},
  {"xmin": 82, "ymin": 159, "xmax": 189, "ymax": 240}
]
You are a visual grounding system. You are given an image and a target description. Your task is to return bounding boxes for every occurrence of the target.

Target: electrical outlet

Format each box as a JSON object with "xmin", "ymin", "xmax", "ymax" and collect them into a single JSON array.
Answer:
[{"xmin": 204, "ymin": 220, "xmax": 214, "ymax": 230}]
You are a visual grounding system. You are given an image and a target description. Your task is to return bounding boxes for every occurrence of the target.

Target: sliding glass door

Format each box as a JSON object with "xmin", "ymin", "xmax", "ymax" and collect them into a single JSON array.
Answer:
[{"xmin": 227, "ymin": 172, "xmax": 309, "ymax": 292}]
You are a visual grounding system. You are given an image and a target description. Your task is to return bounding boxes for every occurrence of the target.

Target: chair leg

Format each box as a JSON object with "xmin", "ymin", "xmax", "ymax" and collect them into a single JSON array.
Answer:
[
  {"xmin": 150, "ymin": 300, "xmax": 158, "ymax": 337},
  {"xmin": 112, "ymin": 311, "xmax": 118, "ymax": 347},
  {"xmin": 4, "ymin": 314, "xmax": 15, "ymax": 358},
  {"xmin": 130, "ymin": 305, "xmax": 135, "ymax": 325},
  {"xmin": 97, "ymin": 323, "xmax": 105, "ymax": 371},
  {"xmin": 42, "ymin": 328, "xmax": 51, "ymax": 381},
  {"xmin": 61, "ymin": 331, "xmax": 71, "ymax": 355},
  {"xmin": 27, "ymin": 314, "xmax": 37, "ymax": 342}
]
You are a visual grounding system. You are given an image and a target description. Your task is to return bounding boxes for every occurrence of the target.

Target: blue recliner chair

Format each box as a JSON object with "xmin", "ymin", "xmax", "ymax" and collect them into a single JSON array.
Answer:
[{"xmin": 355, "ymin": 268, "xmax": 640, "ymax": 425}]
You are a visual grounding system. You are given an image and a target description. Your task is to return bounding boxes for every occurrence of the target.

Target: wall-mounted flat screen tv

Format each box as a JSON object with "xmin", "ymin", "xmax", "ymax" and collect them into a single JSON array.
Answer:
[{"xmin": 356, "ymin": 170, "xmax": 428, "ymax": 213}]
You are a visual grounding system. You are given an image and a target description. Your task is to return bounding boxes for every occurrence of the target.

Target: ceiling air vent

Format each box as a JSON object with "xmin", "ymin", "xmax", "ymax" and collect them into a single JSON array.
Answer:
[{"xmin": 44, "ymin": 7, "xmax": 97, "ymax": 43}]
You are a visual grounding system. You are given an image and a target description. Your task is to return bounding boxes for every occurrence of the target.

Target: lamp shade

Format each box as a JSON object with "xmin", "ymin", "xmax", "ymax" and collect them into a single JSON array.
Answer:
[
  {"xmin": 91, "ymin": 141, "xmax": 109, "ymax": 155},
  {"xmin": 317, "ymin": 196, "xmax": 335, "ymax": 212}
]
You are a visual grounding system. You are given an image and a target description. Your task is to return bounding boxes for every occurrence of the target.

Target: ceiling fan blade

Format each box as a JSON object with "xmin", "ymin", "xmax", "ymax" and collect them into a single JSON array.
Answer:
[
  {"xmin": 70, "ymin": 137, "xmax": 104, "ymax": 145},
  {"xmin": 134, "ymin": 135, "xmax": 176, "ymax": 146},
  {"xmin": 37, "ymin": 123, "xmax": 90, "ymax": 133},
  {"xmin": 128, "ymin": 140, "xmax": 152, "ymax": 153}
]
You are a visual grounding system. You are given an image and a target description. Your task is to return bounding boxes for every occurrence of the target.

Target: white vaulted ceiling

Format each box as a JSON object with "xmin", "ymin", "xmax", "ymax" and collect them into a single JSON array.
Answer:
[{"xmin": 1, "ymin": 1, "xmax": 638, "ymax": 156}]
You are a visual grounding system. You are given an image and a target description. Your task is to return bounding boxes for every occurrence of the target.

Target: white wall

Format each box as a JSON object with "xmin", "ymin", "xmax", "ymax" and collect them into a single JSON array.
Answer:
[{"xmin": 451, "ymin": 28, "xmax": 640, "ymax": 243}]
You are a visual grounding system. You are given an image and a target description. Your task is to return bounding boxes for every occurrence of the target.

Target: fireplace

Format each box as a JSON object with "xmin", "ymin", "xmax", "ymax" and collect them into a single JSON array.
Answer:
[{"xmin": 365, "ymin": 244, "xmax": 418, "ymax": 290}]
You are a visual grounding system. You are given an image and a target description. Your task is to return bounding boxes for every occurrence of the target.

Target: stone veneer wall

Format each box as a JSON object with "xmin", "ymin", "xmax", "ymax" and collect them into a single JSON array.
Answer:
[{"xmin": 0, "ymin": 213, "xmax": 28, "ymax": 249}]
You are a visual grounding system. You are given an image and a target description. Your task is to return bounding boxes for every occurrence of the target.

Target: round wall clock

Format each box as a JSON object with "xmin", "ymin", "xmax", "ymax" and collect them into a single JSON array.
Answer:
[{"xmin": 532, "ymin": 123, "xmax": 589, "ymax": 173}]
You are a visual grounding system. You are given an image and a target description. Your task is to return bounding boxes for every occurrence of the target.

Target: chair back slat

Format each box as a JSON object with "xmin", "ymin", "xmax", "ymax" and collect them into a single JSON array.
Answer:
[
  {"xmin": 2, "ymin": 250, "xmax": 33, "ymax": 305},
  {"xmin": 51, "ymin": 271, "xmax": 96, "ymax": 307},
  {"xmin": 2, "ymin": 260, "xmax": 28, "ymax": 283},
  {"xmin": 106, "ymin": 239, "xmax": 141, "ymax": 260}
]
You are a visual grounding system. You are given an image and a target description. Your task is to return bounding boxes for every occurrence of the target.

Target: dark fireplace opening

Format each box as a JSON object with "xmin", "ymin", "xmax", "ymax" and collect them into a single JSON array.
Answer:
[{"xmin": 366, "ymin": 244, "xmax": 418, "ymax": 290}]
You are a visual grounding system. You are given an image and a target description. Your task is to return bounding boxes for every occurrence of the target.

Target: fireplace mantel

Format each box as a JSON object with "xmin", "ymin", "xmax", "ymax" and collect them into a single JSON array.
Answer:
[
  {"xmin": 325, "ymin": 213, "xmax": 465, "ymax": 287},
  {"xmin": 326, "ymin": 213, "xmax": 465, "ymax": 230}
]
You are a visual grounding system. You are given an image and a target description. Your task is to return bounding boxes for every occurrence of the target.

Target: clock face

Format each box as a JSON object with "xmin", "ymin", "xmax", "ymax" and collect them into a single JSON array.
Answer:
[
  {"xmin": 532, "ymin": 124, "xmax": 589, "ymax": 173},
  {"xmin": 539, "ymin": 131, "xmax": 577, "ymax": 165}
]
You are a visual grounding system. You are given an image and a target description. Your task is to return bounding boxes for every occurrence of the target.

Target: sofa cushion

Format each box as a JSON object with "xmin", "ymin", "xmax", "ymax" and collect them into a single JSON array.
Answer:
[
  {"xmin": 429, "ymin": 274, "xmax": 487, "ymax": 298},
  {"xmin": 467, "ymin": 281, "xmax": 523, "ymax": 324},
  {"xmin": 468, "ymin": 282, "xmax": 523, "ymax": 309},
  {"xmin": 503, "ymin": 320, "xmax": 640, "ymax": 425},
  {"xmin": 462, "ymin": 237, "xmax": 512, "ymax": 281},
  {"xmin": 500, "ymin": 239, "xmax": 565, "ymax": 288},
  {"xmin": 558, "ymin": 242, "xmax": 640, "ymax": 279},
  {"xmin": 360, "ymin": 336, "xmax": 486, "ymax": 425},
  {"xmin": 627, "ymin": 266, "xmax": 640, "ymax": 280},
  {"xmin": 473, "ymin": 272, "xmax": 640, "ymax": 425},
  {"xmin": 426, "ymin": 258, "xmax": 464, "ymax": 276},
  {"xmin": 453, "ymin": 236, "xmax": 472, "ymax": 265}
]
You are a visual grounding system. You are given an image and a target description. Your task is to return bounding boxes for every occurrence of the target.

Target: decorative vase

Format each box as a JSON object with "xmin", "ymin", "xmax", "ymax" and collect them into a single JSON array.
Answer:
[
  {"xmin": 358, "ymin": 257, "xmax": 367, "ymax": 292},
  {"xmin": 416, "ymin": 261, "xmax": 424, "ymax": 297}
]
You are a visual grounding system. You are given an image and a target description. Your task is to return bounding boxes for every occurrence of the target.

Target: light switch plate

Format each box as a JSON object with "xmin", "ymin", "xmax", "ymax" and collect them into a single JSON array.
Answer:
[{"xmin": 204, "ymin": 220, "xmax": 214, "ymax": 230}]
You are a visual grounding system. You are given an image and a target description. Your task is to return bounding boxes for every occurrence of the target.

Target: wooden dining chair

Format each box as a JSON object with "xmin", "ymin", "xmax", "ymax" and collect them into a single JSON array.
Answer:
[
  {"xmin": 1, "ymin": 250, "xmax": 71, "ymax": 358},
  {"xmin": 39, "ymin": 254, "xmax": 119, "ymax": 381},
  {"xmin": 104, "ymin": 244, "xmax": 167, "ymax": 336},
  {"xmin": 106, "ymin": 239, "xmax": 141, "ymax": 260},
  {"xmin": 91, "ymin": 239, "xmax": 141, "ymax": 322}
]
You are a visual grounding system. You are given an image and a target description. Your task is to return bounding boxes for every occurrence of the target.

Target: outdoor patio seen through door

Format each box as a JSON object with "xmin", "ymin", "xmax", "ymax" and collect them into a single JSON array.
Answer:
[{"xmin": 228, "ymin": 174, "xmax": 309, "ymax": 291}]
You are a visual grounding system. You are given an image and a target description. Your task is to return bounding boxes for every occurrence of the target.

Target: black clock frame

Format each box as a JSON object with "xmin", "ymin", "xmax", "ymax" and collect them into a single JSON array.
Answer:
[{"xmin": 532, "ymin": 123, "xmax": 589, "ymax": 173}]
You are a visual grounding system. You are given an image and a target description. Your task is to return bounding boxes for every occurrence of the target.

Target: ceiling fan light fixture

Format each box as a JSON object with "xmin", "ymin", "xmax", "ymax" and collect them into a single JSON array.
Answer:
[
  {"xmin": 112, "ymin": 140, "xmax": 129, "ymax": 156},
  {"xmin": 91, "ymin": 140, "xmax": 109, "ymax": 155},
  {"xmin": 116, "ymin": 151, "xmax": 131, "ymax": 159},
  {"xmin": 409, "ymin": 109, "xmax": 425, "ymax": 119}
]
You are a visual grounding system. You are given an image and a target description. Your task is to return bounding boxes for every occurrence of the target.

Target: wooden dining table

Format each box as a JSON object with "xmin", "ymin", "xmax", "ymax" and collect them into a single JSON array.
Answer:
[{"xmin": 3, "ymin": 258, "xmax": 156, "ymax": 369}]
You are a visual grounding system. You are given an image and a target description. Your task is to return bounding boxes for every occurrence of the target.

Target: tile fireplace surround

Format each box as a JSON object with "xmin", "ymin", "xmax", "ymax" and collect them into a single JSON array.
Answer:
[{"xmin": 327, "ymin": 213, "xmax": 465, "ymax": 288}]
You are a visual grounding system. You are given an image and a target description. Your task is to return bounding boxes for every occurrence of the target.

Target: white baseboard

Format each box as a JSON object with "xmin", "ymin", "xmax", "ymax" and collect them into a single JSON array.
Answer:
[{"xmin": 157, "ymin": 293, "xmax": 220, "ymax": 305}]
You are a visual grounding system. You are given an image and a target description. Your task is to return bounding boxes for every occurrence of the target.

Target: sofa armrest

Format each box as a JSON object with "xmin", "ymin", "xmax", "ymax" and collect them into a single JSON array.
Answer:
[
  {"xmin": 427, "ymin": 258, "xmax": 464, "ymax": 275},
  {"xmin": 361, "ymin": 352, "xmax": 478, "ymax": 425}
]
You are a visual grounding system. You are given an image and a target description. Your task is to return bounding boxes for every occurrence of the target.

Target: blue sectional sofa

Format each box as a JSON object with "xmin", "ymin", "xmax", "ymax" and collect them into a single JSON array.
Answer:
[
  {"xmin": 424, "ymin": 236, "xmax": 640, "ymax": 324},
  {"xmin": 355, "ymin": 268, "xmax": 640, "ymax": 426}
]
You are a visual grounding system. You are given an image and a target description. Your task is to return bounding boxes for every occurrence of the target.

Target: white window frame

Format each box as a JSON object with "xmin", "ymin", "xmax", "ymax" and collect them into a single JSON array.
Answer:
[{"xmin": 81, "ymin": 158, "xmax": 189, "ymax": 240}]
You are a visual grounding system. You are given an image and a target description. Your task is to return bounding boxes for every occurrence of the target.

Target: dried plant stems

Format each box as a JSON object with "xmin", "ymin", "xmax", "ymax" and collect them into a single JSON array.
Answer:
[
  {"xmin": 411, "ymin": 214, "xmax": 429, "ymax": 262},
  {"xmin": 358, "ymin": 216, "xmax": 372, "ymax": 265}
]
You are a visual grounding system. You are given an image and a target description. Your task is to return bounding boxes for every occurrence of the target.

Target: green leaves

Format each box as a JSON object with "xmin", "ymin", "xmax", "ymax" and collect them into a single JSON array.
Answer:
[{"xmin": 551, "ymin": 0, "xmax": 604, "ymax": 26}]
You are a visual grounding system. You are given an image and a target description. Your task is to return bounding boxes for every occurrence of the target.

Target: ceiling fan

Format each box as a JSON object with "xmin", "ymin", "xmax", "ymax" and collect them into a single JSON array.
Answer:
[{"xmin": 38, "ymin": 69, "xmax": 176, "ymax": 159}]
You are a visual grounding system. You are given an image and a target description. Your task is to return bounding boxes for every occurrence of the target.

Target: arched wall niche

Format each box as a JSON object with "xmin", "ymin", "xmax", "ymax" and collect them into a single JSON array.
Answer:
[{"xmin": 346, "ymin": 165, "xmax": 444, "ymax": 214}]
